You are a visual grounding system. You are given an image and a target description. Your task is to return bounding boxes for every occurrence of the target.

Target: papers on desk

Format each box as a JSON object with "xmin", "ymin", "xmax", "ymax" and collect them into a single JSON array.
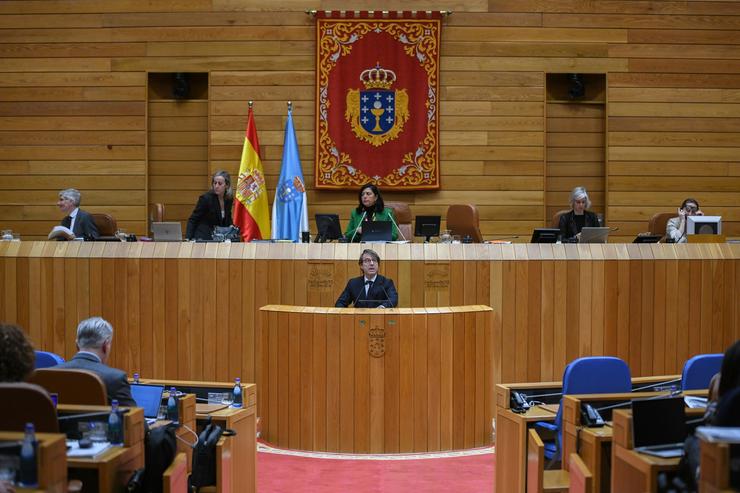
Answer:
[
  {"xmin": 48, "ymin": 226, "xmax": 75, "ymax": 241},
  {"xmin": 695, "ymin": 426, "xmax": 740, "ymax": 444},
  {"xmin": 66, "ymin": 440, "xmax": 112, "ymax": 457},
  {"xmin": 683, "ymin": 396, "xmax": 708, "ymax": 409}
]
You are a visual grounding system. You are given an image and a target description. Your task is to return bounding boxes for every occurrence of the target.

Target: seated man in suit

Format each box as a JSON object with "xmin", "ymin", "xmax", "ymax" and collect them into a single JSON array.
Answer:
[
  {"xmin": 54, "ymin": 316, "xmax": 136, "ymax": 406},
  {"xmin": 335, "ymin": 249, "xmax": 398, "ymax": 308},
  {"xmin": 53, "ymin": 188, "xmax": 99, "ymax": 240}
]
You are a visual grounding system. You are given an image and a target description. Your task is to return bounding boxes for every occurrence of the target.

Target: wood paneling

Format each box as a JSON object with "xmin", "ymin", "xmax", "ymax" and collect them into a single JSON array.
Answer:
[
  {"xmin": 0, "ymin": 3, "xmax": 737, "ymax": 239},
  {"xmin": 258, "ymin": 305, "xmax": 493, "ymax": 453},
  {"xmin": 2, "ymin": 242, "xmax": 738, "ymax": 425}
]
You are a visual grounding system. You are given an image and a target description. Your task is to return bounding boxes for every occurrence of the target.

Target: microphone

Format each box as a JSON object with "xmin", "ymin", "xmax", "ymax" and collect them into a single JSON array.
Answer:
[
  {"xmin": 375, "ymin": 277, "xmax": 394, "ymax": 308},
  {"xmin": 387, "ymin": 212, "xmax": 407, "ymax": 241},
  {"xmin": 609, "ymin": 227, "xmax": 620, "ymax": 232},
  {"xmin": 350, "ymin": 211, "xmax": 367, "ymax": 243}
]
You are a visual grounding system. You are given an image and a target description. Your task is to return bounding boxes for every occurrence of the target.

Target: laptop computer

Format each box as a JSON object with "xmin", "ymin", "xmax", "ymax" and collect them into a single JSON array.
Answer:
[
  {"xmin": 580, "ymin": 227, "xmax": 610, "ymax": 244},
  {"xmin": 151, "ymin": 222, "xmax": 183, "ymax": 242},
  {"xmin": 632, "ymin": 396, "xmax": 687, "ymax": 458},
  {"xmin": 361, "ymin": 220, "xmax": 392, "ymax": 243},
  {"xmin": 130, "ymin": 383, "xmax": 165, "ymax": 420}
]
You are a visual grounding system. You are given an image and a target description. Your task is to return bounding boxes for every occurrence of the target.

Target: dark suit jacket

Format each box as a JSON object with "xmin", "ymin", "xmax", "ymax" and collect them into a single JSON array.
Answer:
[
  {"xmin": 54, "ymin": 352, "xmax": 136, "ymax": 407},
  {"xmin": 186, "ymin": 191, "xmax": 234, "ymax": 240},
  {"xmin": 558, "ymin": 210, "xmax": 600, "ymax": 241},
  {"xmin": 61, "ymin": 209, "xmax": 99, "ymax": 240},
  {"xmin": 335, "ymin": 274, "xmax": 398, "ymax": 308}
]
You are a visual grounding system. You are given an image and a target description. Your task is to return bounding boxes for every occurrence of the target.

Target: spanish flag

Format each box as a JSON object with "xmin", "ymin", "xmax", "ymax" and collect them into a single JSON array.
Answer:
[{"xmin": 233, "ymin": 103, "xmax": 271, "ymax": 241}]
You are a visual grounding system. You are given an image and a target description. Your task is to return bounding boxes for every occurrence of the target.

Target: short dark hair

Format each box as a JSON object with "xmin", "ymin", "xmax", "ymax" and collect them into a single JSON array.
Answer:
[
  {"xmin": 0, "ymin": 324, "xmax": 35, "ymax": 382},
  {"xmin": 355, "ymin": 183, "xmax": 385, "ymax": 214},
  {"xmin": 358, "ymin": 249, "xmax": 381, "ymax": 265}
]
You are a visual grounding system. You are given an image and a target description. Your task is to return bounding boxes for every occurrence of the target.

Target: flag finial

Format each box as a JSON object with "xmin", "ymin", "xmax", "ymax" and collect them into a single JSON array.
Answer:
[
  {"xmin": 248, "ymin": 100, "xmax": 253, "ymax": 109},
  {"xmin": 287, "ymin": 101, "xmax": 293, "ymax": 112}
]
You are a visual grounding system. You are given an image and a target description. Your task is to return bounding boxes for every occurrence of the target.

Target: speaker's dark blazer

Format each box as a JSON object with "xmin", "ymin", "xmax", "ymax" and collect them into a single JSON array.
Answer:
[
  {"xmin": 335, "ymin": 274, "xmax": 398, "ymax": 308},
  {"xmin": 186, "ymin": 191, "xmax": 233, "ymax": 240},
  {"xmin": 54, "ymin": 352, "xmax": 136, "ymax": 407},
  {"xmin": 60, "ymin": 209, "xmax": 99, "ymax": 240},
  {"xmin": 558, "ymin": 210, "xmax": 600, "ymax": 241}
]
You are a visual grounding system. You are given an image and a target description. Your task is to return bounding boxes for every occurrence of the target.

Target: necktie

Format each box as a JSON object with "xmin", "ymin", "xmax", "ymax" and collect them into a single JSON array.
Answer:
[
  {"xmin": 365, "ymin": 280, "xmax": 373, "ymax": 296},
  {"xmin": 62, "ymin": 216, "xmax": 71, "ymax": 229}
]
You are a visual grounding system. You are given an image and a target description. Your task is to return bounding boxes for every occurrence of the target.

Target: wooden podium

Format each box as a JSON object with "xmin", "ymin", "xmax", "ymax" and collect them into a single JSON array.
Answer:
[{"xmin": 258, "ymin": 305, "xmax": 493, "ymax": 453}]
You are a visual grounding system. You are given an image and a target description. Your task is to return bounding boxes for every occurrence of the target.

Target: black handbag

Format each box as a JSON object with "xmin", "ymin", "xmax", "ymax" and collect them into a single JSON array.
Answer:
[{"xmin": 212, "ymin": 225, "xmax": 240, "ymax": 242}]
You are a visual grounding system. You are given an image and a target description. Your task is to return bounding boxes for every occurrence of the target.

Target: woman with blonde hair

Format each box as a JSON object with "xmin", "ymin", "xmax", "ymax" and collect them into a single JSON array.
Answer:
[{"xmin": 558, "ymin": 186, "xmax": 600, "ymax": 242}]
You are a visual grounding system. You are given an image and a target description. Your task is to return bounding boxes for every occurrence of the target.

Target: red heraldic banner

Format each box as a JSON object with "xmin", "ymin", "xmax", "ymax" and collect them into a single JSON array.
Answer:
[{"xmin": 315, "ymin": 12, "xmax": 441, "ymax": 190}]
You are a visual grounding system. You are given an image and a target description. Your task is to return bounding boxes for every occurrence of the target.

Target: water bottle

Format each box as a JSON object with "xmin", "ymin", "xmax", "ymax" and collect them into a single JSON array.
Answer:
[
  {"xmin": 18, "ymin": 422, "xmax": 38, "ymax": 488},
  {"xmin": 108, "ymin": 400, "xmax": 123, "ymax": 445},
  {"xmin": 132, "ymin": 372, "xmax": 140, "ymax": 384},
  {"xmin": 167, "ymin": 387, "xmax": 179, "ymax": 423},
  {"xmin": 232, "ymin": 377, "xmax": 243, "ymax": 408}
]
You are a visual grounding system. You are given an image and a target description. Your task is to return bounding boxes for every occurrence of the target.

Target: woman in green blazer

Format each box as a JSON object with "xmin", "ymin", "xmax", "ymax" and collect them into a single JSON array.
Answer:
[{"xmin": 345, "ymin": 183, "xmax": 398, "ymax": 242}]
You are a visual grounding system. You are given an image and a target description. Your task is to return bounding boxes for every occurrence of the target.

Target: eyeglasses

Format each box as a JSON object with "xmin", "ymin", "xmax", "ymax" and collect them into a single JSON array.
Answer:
[{"xmin": 361, "ymin": 258, "xmax": 377, "ymax": 264}]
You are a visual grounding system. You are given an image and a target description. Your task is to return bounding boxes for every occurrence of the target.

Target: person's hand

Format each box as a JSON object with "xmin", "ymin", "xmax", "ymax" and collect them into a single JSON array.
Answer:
[
  {"xmin": 678, "ymin": 207, "xmax": 688, "ymax": 218},
  {"xmin": 356, "ymin": 226, "xmax": 362, "ymax": 234},
  {"xmin": 695, "ymin": 209, "xmax": 704, "ymax": 216},
  {"xmin": 575, "ymin": 232, "xmax": 582, "ymax": 242},
  {"xmin": 377, "ymin": 305, "xmax": 386, "ymax": 309},
  {"xmin": 0, "ymin": 480, "xmax": 16, "ymax": 493}
]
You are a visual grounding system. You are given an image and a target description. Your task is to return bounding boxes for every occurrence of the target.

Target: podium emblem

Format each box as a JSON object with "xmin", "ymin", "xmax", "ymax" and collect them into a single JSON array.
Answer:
[{"xmin": 368, "ymin": 325, "xmax": 385, "ymax": 358}]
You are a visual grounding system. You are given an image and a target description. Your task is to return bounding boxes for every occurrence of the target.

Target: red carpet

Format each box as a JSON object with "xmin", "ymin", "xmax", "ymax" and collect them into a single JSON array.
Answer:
[{"xmin": 257, "ymin": 444, "xmax": 495, "ymax": 493}]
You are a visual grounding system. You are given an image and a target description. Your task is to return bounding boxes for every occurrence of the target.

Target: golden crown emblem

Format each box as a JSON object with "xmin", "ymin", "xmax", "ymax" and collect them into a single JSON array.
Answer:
[{"xmin": 360, "ymin": 63, "xmax": 397, "ymax": 90}]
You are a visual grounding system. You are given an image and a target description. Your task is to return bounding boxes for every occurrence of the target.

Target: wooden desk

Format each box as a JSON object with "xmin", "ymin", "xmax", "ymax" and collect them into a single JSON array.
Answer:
[
  {"xmin": 562, "ymin": 391, "xmax": 707, "ymax": 493},
  {"xmin": 139, "ymin": 379, "xmax": 256, "ymax": 493},
  {"xmin": 611, "ymin": 409, "xmax": 681, "ymax": 492},
  {"xmin": 495, "ymin": 405, "xmax": 558, "ymax": 493},
  {"xmin": 58, "ymin": 404, "xmax": 145, "ymax": 493},
  {"xmin": 0, "ymin": 431, "xmax": 67, "ymax": 493},
  {"xmin": 699, "ymin": 437, "xmax": 737, "ymax": 492},
  {"xmin": 259, "ymin": 304, "xmax": 493, "ymax": 453}
]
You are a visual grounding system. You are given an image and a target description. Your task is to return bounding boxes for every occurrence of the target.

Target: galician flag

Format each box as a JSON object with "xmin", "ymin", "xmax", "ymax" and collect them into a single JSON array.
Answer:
[
  {"xmin": 271, "ymin": 105, "xmax": 308, "ymax": 242},
  {"xmin": 233, "ymin": 103, "xmax": 270, "ymax": 241}
]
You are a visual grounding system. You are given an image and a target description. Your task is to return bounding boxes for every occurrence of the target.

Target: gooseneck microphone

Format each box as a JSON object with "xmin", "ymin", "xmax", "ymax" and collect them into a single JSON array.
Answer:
[
  {"xmin": 376, "ymin": 277, "xmax": 394, "ymax": 307},
  {"xmin": 350, "ymin": 211, "xmax": 367, "ymax": 243},
  {"xmin": 387, "ymin": 212, "xmax": 407, "ymax": 241}
]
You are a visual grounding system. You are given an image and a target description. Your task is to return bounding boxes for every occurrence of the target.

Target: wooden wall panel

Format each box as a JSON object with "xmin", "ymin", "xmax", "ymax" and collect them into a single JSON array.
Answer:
[
  {"xmin": 2, "ymin": 242, "xmax": 738, "ymax": 428},
  {"xmin": 2, "ymin": 1, "xmax": 735, "ymax": 241}
]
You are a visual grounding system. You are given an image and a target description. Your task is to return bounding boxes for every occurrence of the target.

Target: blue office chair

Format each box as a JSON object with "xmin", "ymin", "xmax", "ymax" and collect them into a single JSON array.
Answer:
[
  {"xmin": 34, "ymin": 350, "xmax": 64, "ymax": 369},
  {"xmin": 534, "ymin": 356, "xmax": 632, "ymax": 461},
  {"xmin": 681, "ymin": 353, "xmax": 723, "ymax": 391}
]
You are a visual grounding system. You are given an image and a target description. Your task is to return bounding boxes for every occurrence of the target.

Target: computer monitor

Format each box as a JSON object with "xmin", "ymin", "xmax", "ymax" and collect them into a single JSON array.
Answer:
[
  {"xmin": 315, "ymin": 214, "xmax": 342, "ymax": 242},
  {"xmin": 531, "ymin": 228, "xmax": 560, "ymax": 243},
  {"xmin": 414, "ymin": 215, "xmax": 441, "ymax": 242},
  {"xmin": 687, "ymin": 216, "xmax": 722, "ymax": 235}
]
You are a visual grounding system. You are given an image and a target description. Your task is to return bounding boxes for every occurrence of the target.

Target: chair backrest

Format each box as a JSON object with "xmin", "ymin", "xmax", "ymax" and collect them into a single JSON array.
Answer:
[
  {"xmin": 34, "ymin": 350, "xmax": 65, "ymax": 369},
  {"xmin": 568, "ymin": 453, "xmax": 593, "ymax": 493},
  {"xmin": 648, "ymin": 212, "xmax": 675, "ymax": 237},
  {"xmin": 553, "ymin": 357, "xmax": 631, "ymax": 458},
  {"xmin": 149, "ymin": 203, "xmax": 165, "ymax": 224},
  {"xmin": 551, "ymin": 209, "xmax": 571, "ymax": 229},
  {"xmin": 91, "ymin": 213, "xmax": 117, "ymax": 236},
  {"xmin": 385, "ymin": 201, "xmax": 413, "ymax": 241},
  {"xmin": 681, "ymin": 353, "xmax": 723, "ymax": 391},
  {"xmin": 0, "ymin": 382, "xmax": 59, "ymax": 433},
  {"xmin": 28, "ymin": 368, "xmax": 107, "ymax": 405},
  {"xmin": 527, "ymin": 429, "xmax": 545, "ymax": 493},
  {"xmin": 446, "ymin": 204, "xmax": 484, "ymax": 243}
]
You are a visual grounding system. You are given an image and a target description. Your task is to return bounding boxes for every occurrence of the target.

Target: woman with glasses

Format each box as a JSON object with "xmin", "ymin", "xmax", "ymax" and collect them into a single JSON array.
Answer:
[
  {"xmin": 344, "ymin": 183, "xmax": 398, "ymax": 242},
  {"xmin": 335, "ymin": 249, "xmax": 398, "ymax": 308},
  {"xmin": 666, "ymin": 198, "xmax": 703, "ymax": 243}
]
